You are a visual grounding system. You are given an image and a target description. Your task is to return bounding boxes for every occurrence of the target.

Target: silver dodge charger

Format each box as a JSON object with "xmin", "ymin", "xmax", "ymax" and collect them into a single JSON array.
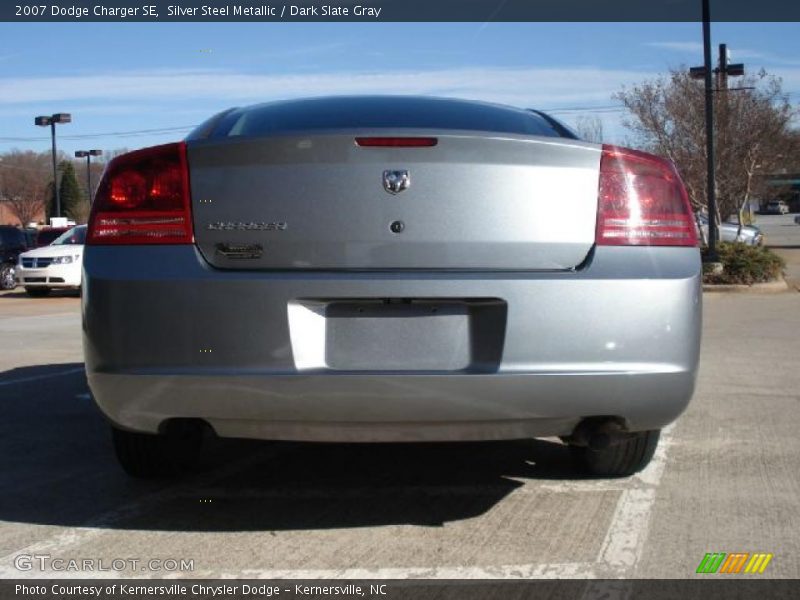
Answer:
[{"xmin": 83, "ymin": 96, "xmax": 701, "ymax": 479}]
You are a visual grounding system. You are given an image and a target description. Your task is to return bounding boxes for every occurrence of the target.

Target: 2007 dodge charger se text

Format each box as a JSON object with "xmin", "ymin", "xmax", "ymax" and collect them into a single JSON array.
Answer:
[{"xmin": 82, "ymin": 96, "xmax": 701, "ymax": 479}]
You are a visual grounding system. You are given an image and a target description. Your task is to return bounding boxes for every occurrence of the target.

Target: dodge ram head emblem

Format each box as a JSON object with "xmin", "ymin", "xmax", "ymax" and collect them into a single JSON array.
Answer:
[{"xmin": 383, "ymin": 170, "xmax": 410, "ymax": 194}]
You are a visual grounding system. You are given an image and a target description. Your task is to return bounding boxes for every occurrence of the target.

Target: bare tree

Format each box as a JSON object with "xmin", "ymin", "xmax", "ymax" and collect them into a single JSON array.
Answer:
[
  {"xmin": 615, "ymin": 68, "xmax": 797, "ymax": 225},
  {"xmin": 575, "ymin": 115, "xmax": 604, "ymax": 143},
  {"xmin": 106, "ymin": 148, "xmax": 130, "ymax": 160},
  {"xmin": 0, "ymin": 150, "xmax": 51, "ymax": 226}
]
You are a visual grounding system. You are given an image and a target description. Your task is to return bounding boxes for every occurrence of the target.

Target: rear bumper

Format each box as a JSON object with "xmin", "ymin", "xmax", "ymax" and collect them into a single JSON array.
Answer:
[{"xmin": 83, "ymin": 246, "xmax": 702, "ymax": 441}]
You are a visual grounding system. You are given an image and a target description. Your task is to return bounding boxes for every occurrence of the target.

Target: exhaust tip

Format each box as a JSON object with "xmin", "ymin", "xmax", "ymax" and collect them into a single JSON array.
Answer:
[{"xmin": 566, "ymin": 417, "xmax": 630, "ymax": 449}]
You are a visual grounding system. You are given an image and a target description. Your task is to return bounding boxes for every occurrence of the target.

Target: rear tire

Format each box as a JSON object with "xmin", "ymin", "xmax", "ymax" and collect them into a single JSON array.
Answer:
[
  {"xmin": 574, "ymin": 430, "xmax": 660, "ymax": 478},
  {"xmin": 111, "ymin": 423, "xmax": 203, "ymax": 478},
  {"xmin": 25, "ymin": 287, "xmax": 50, "ymax": 297}
]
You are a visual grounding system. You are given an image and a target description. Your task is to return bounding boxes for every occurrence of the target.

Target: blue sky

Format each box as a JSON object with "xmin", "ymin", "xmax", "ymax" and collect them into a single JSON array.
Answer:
[{"xmin": 1, "ymin": 21, "xmax": 799, "ymax": 156}]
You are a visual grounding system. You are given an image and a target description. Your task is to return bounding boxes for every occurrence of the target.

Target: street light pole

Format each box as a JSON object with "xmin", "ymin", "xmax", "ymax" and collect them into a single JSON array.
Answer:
[
  {"xmin": 690, "ymin": 12, "xmax": 746, "ymax": 258},
  {"xmin": 34, "ymin": 113, "xmax": 71, "ymax": 220},
  {"xmin": 49, "ymin": 121, "xmax": 59, "ymax": 219},
  {"xmin": 75, "ymin": 149, "xmax": 102, "ymax": 203},
  {"xmin": 702, "ymin": 0, "xmax": 718, "ymax": 260}
]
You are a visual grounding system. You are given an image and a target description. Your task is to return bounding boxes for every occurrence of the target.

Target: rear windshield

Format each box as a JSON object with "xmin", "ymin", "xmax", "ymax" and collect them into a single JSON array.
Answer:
[
  {"xmin": 36, "ymin": 229, "xmax": 68, "ymax": 246},
  {"xmin": 197, "ymin": 97, "xmax": 567, "ymax": 139}
]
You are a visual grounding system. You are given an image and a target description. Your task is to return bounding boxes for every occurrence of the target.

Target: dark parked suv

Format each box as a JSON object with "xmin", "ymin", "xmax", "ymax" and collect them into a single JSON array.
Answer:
[{"xmin": 0, "ymin": 226, "xmax": 30, "ymax": 290}]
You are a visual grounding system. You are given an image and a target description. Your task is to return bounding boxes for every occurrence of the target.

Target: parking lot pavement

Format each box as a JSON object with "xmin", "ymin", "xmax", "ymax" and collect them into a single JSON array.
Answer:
[
  {"xmin": 756, "ymin": 213, "xmax": 800, "ymax": 248},
  {"xmin": 1, "ymin": 283, "xmax": 799, "ymax": 580},
  {"xmin": 0, "ymin": 289, "xmax": 82, "ymax": 374},
  {"xmin": 757, "ymin": 213, "xmax": 800, "ymax": 289}
]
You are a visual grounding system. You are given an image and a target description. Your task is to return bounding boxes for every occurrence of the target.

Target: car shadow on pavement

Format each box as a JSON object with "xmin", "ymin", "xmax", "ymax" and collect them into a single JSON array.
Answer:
[{"xmin": 0, "ymin": 362, "xmax": 589, "ymax": 532}]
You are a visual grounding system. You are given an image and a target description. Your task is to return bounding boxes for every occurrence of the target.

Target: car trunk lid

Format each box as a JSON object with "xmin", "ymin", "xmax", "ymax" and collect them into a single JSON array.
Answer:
[{"xmin": 188, "ymin": 133, "xmax": 600, "ymax": 270}]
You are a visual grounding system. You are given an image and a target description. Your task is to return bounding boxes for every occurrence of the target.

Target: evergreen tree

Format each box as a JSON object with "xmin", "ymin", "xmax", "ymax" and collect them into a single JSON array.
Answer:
[{"xmin": 58, "ymin": 161, "xmax": 82, "ymax": 221}]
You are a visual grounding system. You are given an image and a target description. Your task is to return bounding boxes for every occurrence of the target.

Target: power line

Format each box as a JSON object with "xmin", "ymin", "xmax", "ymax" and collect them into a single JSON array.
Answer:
[
  {"xmin": 549, "ymin": 107, "xmax": 626, "ymax": 115},
  {"xmin": 0, "ymin": 125, "xmax": 194, "ymax": 143},
  {"xmin": 1, "ymin": 91, "xmax": 796, "ymax": 144},
  {"xmin": 542, "ymin": 104, "xmax": 622, "ymax": 113},
  {"xmin": 0, "ymin": 104, "xmax": 651, "ymax": 143},
  {"xmin": 64, "ymin": 125, "xmax": 194, "ymax": 140}
]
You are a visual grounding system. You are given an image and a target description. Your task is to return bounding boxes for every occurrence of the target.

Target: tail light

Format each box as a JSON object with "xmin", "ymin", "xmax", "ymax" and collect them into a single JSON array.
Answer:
[
  {"xmin": 596, "ymin": 145, "xmax": 697, "ymax": 247},
  {"xmin": 355, "ymin": 137, "xmax": 438, "ymax": 147},
  {"xmin": 87, "ymin": 142, "xmax": 193, "ymax": 245}
]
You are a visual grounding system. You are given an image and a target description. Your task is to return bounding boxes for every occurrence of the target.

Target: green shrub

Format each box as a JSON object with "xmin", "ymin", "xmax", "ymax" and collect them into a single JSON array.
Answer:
[{"xmin": 702, "ymin": 243, "xmax": 785, "ymax": 285}]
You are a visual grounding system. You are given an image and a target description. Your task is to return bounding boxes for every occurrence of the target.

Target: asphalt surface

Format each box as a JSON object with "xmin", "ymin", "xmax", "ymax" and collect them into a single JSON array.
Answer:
[
  {"xmin": 757, "ymin": 213, "xmax": 800, "ymax": 290},
  {"xmin": 1, "ymin": 221, "xmax": 799, "ymax": 580}
]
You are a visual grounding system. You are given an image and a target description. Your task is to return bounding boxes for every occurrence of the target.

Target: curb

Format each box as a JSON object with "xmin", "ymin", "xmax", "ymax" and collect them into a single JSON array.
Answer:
[{"xmin": 702, "ymin": 277, "xmax": 790, "ymax": 293}]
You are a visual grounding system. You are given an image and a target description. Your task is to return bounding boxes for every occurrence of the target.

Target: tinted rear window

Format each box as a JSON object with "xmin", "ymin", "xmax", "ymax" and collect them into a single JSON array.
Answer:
[
  {"xmin": 36, "ymin": 229, "xmax": 68, "ymax": 246},
  {"xmin": 201, "ymin": 97, "xmax": 564, "ymax": 139},
  {"xmin": 0, "ymin": 228, "xmax": 25, "ymax": 248}
]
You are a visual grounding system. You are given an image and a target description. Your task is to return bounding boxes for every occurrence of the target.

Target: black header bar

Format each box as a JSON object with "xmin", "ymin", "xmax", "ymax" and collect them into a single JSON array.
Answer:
[{"xmin": 3, "ymin": 0, "xmax": 800, "ymax": 23}]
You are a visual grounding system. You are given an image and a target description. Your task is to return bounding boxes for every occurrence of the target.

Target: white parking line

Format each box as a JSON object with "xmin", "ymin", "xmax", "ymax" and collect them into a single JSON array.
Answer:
[
  {"xmin": 215, "ymin": 427, "xmax": 677, "ymax": 583},
  {"xmin": 0, "ymin": 448, "xmax": 287, "ymax": 579},
  {"xmin": 192, "ymin": 563, "xmax": 596, "ymax": 580},
  {"xmin": 1, "ymin": 427, "xmax": 676, "ymax": 581},
  {"xmin": 178, "ymin": 483, "xmax": 627, "ymax": 500},
  {"xmin": 0, "ymin": 366, "xmax": 84, "ymax": 387},
  {"xmin": 593, "ymin": 423, "xmax": 674, "ymax": 577}
]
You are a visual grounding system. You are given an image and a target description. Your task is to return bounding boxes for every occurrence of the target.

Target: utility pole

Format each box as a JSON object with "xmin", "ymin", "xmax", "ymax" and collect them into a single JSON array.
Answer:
[
  {"xmin": 75, "ymin": 150, "xmax": 102, "ymax": 203},
  {"xmin": 686, "ymin": 0, "xmax": 718, "ymax": 257},
  {"xmin": 34, "ymin": 113, "xmax": 71, "ymax": 220},
  {"xmin": 689, "ymin": 1, "xmax": 745, "ymax": 260},
  {"xmin": 701, "ymin": 0, "xmax": 717, "ymax": 260},
  {"xmin": 716, "ymin": 43, "xmax": 744, "ymax": 91}
]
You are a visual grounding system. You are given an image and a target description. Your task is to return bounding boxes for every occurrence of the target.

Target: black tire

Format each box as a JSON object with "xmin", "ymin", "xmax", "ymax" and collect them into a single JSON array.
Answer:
[
  {"xmin": 0, "ymin": 264, "xmax": 16, "ymax": 290},
  {"xmin": 25, "ymin": 286, "xmax": 51, "ymax": 297},
  {"xmin": 575, "ymin": 430, "xmax": 661, "ymax": 478},
  {"xmin": 111, "ymin": 423, "xmax": 203, "ymax": 478}
]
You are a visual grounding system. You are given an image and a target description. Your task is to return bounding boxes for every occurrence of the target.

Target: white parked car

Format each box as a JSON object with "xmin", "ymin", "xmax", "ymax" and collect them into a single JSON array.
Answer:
[
  {"xmin": 765, "ymin": 200, "xmax": 790, "ymax": 215},
  {"xmin": 695, "ymin": 213, "xmax": 763, "ymax": 246},
  {"xmin": 16, "ymin": 225, "xmax": 86, "ymax": 297}
]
